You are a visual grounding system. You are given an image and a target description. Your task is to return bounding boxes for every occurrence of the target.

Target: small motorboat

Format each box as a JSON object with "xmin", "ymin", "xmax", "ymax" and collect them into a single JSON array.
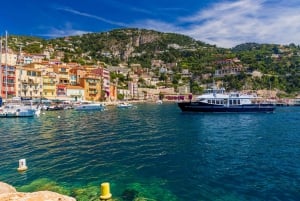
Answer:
[
  {"xmin": 117, "ymin": 102, "xmax": 133, "ymax": 108},
  {"xmin": 74, "ymin": 103, "xmax": 106, "ymax": 111}
]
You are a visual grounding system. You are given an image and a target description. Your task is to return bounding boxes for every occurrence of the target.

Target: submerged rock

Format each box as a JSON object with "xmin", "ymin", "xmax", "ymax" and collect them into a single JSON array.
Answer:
[
  {"xmin": 121, "ymin": 189, "xmax": 139, "ymax": 201},
  {"xmin": 18, "ymin": 178, "xmax": 71, "ymax": 195},
  {"xmin": 0, "ymin": 182, "xmax": 76, "ymax": 201}
]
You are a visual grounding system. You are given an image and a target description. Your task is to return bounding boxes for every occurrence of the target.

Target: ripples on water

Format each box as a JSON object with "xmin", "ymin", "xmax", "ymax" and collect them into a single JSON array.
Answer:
[{"xmin": 0, "ymin": 104, "xmax": 300, "ymax": 200}]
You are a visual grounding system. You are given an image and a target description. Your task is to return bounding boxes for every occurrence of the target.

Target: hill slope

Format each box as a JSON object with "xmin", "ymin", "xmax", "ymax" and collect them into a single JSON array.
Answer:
[{"xmin": 6, "ymin": 28, "xmax": 300, "ymax": 95}]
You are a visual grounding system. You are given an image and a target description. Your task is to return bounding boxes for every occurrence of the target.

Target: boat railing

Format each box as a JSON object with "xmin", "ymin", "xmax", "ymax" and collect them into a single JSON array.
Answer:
[{"xmin": 204, "ymin": 87, "xmax": 226, "ymax": 94}]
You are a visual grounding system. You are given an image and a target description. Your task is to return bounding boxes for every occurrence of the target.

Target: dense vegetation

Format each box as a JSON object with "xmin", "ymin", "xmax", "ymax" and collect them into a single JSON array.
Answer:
[{"xmin": 7, "ymin": 29, "xmax": 300, "ymax": 96}]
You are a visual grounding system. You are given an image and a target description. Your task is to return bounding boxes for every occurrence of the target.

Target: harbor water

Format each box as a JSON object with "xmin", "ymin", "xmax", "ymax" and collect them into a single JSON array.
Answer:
[{"xmin": 0, "ymin": 103, "xmax": 299, "ymax": 200}]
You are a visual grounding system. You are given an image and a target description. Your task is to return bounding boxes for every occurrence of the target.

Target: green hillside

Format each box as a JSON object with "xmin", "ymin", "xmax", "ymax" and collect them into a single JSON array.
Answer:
[{"xmin": 6, "ymin": 28, "xmax": 300, "ymax": 96}]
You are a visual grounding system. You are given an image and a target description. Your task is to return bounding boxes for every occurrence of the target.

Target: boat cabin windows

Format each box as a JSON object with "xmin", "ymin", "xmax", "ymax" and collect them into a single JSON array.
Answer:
[
  {"xmin": 208, "ymin": 99, "xmax": 226, "ymax": 105},
  {"xmin": 230, "ymin": 93, "xmax": 239, "ymax": 98},
  {"xmin": 229, "ymin": 99, "xmax": 241, "ymax": 105}
]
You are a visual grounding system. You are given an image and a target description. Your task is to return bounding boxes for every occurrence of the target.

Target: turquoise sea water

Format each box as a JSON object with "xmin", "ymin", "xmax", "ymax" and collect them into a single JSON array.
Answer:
[{"xmin": 0, "ymin": 103, "xmax": 300, "ymax": 201}]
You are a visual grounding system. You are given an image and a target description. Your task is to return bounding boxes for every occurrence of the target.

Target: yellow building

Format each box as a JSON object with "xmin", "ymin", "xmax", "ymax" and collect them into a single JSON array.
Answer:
[
  {"xmin": 80, "ymin": 74, "xmax": 102, "ymax": 101},
  {"xmin": 42, "ymin": 72, "xmax": 57, "ymax": 99},
  {"xmin": 53, "ymin": 64, "xmax": 70, "ymax": 85},
  {"xmin": 15, "ymin": 65, "xmax": 43, "ymax": 98}
]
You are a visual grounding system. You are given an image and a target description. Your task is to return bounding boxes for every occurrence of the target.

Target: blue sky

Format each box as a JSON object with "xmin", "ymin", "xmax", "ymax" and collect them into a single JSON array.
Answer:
[{"xmin": 1, "ymin": 0, "xmax": 300, "ymax": 48}]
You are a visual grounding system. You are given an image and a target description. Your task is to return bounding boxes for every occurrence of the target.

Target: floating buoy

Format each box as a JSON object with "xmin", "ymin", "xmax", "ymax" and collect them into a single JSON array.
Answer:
[
  {"xmin": 17, "ymin": 159, "xmax": 28, "ymax": 172},
  {"xmin": 58, "ymin": 116, "xmax": 61, "ymax": 118},
  {"xmin": 100, "ymin": 182, "xmax": 112, "ymax": 200}
]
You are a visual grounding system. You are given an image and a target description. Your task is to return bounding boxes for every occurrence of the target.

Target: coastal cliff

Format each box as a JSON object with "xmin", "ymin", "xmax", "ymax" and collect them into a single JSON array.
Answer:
[{"xmin": 0, "ymin": 182, "xmax": 76, "ymax": 201}]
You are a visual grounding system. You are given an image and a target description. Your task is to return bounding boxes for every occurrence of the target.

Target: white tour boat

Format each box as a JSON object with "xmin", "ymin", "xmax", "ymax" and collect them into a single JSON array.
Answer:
[{"xmin": 178, "ymin": 87, "xmax": 275, "ymax": 113}]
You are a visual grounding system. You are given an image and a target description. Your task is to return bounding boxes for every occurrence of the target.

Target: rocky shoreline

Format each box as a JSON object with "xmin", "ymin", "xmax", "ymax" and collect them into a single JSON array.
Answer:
[{"xmin": 0, "ymin": 182, "xmax": 76, "ymax": 201}]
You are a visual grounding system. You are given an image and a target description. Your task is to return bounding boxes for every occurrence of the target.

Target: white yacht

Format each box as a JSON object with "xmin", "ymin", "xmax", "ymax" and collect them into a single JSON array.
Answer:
[
  {"xmin": 178, "ymin": 87, "xmax": 275, "ymax": 113},
  {"xmin": 0, "ymin": 97, "xmax": 40, "ymax": 117}
]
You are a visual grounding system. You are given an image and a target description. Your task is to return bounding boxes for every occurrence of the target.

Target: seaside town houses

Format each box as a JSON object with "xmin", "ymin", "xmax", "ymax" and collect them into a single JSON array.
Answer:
[
  {"xmin": 0, "ymin": 47, "xmax": 190, "ymax": 102},
  {"xmin": 0, "ymin": 48, "xmax": 118, "ymax": 102}
]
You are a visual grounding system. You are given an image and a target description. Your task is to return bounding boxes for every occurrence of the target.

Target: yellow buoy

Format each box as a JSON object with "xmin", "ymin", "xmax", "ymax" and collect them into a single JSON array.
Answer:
[
  {"xmin": 17, "ymin": 159, "xmax": 28, "ymax": 172},
  {"xmin": 100, "ymin": 182, "xmax": 112, "ymax": 200}
]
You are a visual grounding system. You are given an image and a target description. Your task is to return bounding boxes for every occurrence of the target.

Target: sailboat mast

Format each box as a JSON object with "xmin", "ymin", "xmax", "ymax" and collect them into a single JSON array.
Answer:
[
  {"xmin": 0, "ymin": 36, "xmax": 2, "ymax": 97},
  {"xmin": 5, "ymin": 31, "xmax": 8, "ymax": 99}
]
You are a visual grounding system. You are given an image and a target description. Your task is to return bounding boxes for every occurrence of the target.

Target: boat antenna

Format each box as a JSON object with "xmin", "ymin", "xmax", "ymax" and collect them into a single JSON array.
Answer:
[{"xmin": 212, "ymin": 77, "xmax": 217, "ymax": 89}]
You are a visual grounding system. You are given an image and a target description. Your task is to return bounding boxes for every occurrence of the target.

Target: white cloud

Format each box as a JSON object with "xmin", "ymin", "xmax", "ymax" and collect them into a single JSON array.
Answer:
[
  {"xmin": 131, "ymin": 19, "xmax": 181, "ymax": 33},
  {"xmin": 52, "ymin": 0, "xmax": 300, "ymax": 48},
  {"xmin": 44, "ymin": 28, "xmax": 88, "ymax": 38},
  {"xmin": 46, "ymin": 7, "xmax": 129, "ymax": 37},
  {"xmin": 57, "ymin": 7, "xmax": 128, "ymax": 27},
  {"xmin": 133, "ymin": 0, "xmax": 300, "ymax": 48},
  {"xmin": 39, "ymin": 23, "xmax": 90, "ymax": 38},
  {"xmin": 178, "ymin": 0, "xmax": 300, "ymax": 47}
]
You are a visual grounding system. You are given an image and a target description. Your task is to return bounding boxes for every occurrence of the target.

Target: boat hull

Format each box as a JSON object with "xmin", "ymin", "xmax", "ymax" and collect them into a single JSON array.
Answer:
[
  {"xmin": 0, "ymin": 109, "xmax": 36, "ymax": 117},
  {"xmin": 117, "ymin": 105, "xmax": 133, "ymax": 108},
  {"xmin": 46, "ymin": 106, "xmax": 65, "ymax": 111},
  {"xmin": 74, "ymin": 104, "xmax": 105, "ymax": 111},
  {"xmin": 178, "ymin": 102, "xmax": 275, "ymax": 113}
]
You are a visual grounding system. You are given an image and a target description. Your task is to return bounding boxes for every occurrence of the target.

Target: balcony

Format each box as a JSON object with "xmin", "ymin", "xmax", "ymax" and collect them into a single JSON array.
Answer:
[
  {"xmin": 88, "ymin": 85, "xmax": 97, "ymax": 90},
  {"xmin": 43, "ymin": 85, "xmax": 56, "ymax": 90},
  {"xmin": 43, "ymin": 81, "xmax": 56, "ymax": 85},
  {"xmin": 57, "ymin": 92, "xmax": 66, "ymax": 96},
  {"xmin": 58, "ymin": 74, "xmax": 69, "ymax": 79},
  {"xmin": 89, "ymin": 90, "xmax": 97, "ymax": 95},
  {"xmin": 33, "ymin": 87, "xmax": 40, "ymax": 91},
  {"xmin": 88, "ymin": 82, "xmax": 97, "ymax": 86}
]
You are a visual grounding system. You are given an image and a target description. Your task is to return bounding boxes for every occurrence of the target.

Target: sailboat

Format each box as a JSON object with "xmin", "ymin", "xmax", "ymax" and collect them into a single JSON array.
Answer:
[
  {"xmin": 0, "ymin": 97, "xmax": 40, "ymax": 117},
  {"xmin": 0, "ymin": 31, "xmax": 40, "ymax": 117}
]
